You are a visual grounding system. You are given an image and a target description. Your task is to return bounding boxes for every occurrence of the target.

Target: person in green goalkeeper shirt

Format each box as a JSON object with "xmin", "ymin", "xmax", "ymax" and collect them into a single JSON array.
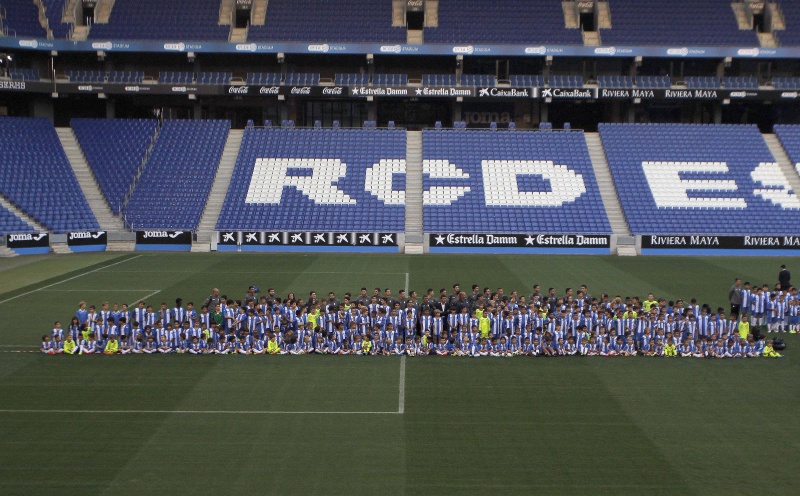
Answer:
[
  {"xmin": 642, "ymin": 293, "xmax": 657, "ymax": 312},
  {"xmin": 663, "ymin": 338, "xmax": 677, "ymax": 357},
  {"xmin": 738, "ymin": 313, "xmax": 750, "ymax": 340},
  {"xmin": 479, "ymin": 313, "xmax": 491, "ymax": 339},
  {"xmin": 104, "ymin": 336, "xmax": 119, "ymax": 355},
  {"xmin": 763, "ymin": 339, "xmax": 782, "ymax": 358}
]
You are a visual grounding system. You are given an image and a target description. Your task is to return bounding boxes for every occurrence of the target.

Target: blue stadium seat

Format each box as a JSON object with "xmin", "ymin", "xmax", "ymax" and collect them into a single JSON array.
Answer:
[
  {"xmin": 0, "ymin": 117, "xmax": 100, "ymax": 233},
  {"xmin": 216, "ymin": 128, "xmax": 406, "ymax": 232},
  {"xmin": 123, "ymin": 120, "xmax": 230, "ymax": 230},
  {"xmin": 599, "ymin": 123, "xmax": 800, "ymax": 235}
]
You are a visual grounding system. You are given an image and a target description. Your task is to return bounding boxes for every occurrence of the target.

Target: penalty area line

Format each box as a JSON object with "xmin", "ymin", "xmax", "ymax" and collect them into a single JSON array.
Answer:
[
  {"xmin": 0, "ymin": 255, "xmax": 145, "ymax": 306},
  {"xmin": 0, "ymin": 409, "xmax": 401, "ymax": 415},
  {"xmin": 398, "ymin": 355, "xmax": 406, "ymax": 414}
]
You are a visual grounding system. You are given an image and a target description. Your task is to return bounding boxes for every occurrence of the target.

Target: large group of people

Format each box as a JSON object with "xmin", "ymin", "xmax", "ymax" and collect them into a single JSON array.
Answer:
[{"xmin": 41, "ymin": 276, "xmax": 790, "ymax": 358}]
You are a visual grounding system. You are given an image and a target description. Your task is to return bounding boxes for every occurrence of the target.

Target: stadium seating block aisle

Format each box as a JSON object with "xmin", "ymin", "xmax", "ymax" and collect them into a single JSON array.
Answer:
[
  {"xmin": 123, "ymin": 120, "xmax": 230, "ymax": 230},
  {"xmin": 72, "ymin": 119, "xmax": 159, "ymax": 215}
]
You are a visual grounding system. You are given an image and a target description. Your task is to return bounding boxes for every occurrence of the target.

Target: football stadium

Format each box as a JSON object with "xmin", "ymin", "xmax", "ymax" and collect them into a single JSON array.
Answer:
[{"xmin": 1, "ymin": 1, "xmax": 800, "ymax": 494}]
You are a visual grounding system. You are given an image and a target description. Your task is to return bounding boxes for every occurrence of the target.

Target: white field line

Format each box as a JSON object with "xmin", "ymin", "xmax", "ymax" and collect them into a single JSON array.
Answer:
[
  {"xmin": 128, "ymin": 290, "xmax": 161, "ymax": 307},
  {"xmin": 398, "ymin": 355, "xmax": 406, "ymax": 414},
  {"xmin": 0, "ymin": 409, "xmax": 401, "ymax": 415},
  {"xmin": 40, "ymin": 289, "xmax": 161, "ymax": 292},
  {"xmin": 108, "ymin": 271, "xmax": 410, "ymax": 274},
  {"xmin": 0, "ymin": 255, "xmax": 144, "ymax": 306}
]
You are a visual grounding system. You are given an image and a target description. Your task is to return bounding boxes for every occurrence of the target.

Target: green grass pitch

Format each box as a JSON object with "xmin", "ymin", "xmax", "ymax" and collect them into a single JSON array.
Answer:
[{"xmin": 0, "ymin": 252, "xmax": 798, "ymax": 495}]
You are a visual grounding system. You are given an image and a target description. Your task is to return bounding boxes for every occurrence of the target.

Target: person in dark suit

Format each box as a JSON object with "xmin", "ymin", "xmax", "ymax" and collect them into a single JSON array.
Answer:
[{"xmin": 779, "ymin": 265, "xmax": 791, "ymax": 290}]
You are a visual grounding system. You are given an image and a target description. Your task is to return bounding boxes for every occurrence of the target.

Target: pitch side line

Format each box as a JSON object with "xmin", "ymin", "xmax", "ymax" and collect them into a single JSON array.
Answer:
[
  {"xmin": 398, "ymin": 355, "xmax": 406, "ymax": 414},
  {"xmin": 0, "ymin": 255, "xmax": 144, "ymax": 306},
  {"xmin": 0, "ymin": 409, "xmax": 401, "ymax": 415},
  {"xmin": 40, "ymin": 289, "xmax": 161, "ymax": 292}
]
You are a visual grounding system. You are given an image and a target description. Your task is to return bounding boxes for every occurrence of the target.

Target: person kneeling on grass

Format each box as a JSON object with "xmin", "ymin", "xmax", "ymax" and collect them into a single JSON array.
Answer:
[
  {"xmin": 762, "ymin": 339, "xmax": 782, "ymax": 358},
  {"xmin": 104, "ymin": 335, "xmax": 119, "ymax": 355}
]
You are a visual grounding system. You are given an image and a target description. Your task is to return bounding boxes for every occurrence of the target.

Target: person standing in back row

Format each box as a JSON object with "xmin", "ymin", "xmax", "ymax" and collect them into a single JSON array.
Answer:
[
  {"xmin": 779, "ymin": 265, "xmax": 791, "ymax": 291},
  {"xmin": 729, "ymin": 278, "xmax": 742, "ymax": 316}
]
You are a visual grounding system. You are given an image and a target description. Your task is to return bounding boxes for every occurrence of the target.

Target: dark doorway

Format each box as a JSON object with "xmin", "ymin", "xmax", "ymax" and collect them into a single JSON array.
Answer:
[
  {"xmin": 579, "ymin": 12, "xmax": 596, "ymax": 32},
  {"xmin": 378, "ymin": 99, "xmax": 451, "ymax": 130},
  {"xmin": 407, "ymin": 11, "xmax": 424, "ymax": 30}
]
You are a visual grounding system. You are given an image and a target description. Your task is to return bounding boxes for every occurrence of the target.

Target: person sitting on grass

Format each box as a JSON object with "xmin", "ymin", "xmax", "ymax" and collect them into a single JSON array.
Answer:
[
  {"xmin": 664, "ymin": 338, "xmax": 677, "ymax": 357},
  {"xmin": 266, "ymin": 334, "xmax": 280, "ymax": 355},
  {"xmin": 94, "ymin": 334, "xmax": 108, "ymax": 353},
  {"xmin": 762, "ymin": 339, "xmax": 782, "ymax": 358},
  {"xmin": 63, "ymin": 334, "xmax": 77, "ymax": 355},
  {"xmin": 157, "ymin": 335, "xmax": 173, "ymax": 354},
  {"xmin": 78, "ymin": 332, "xmax": 95, "ymax": 354},
  {"xmin": 41, "ymin": 335, "xmax": 55, "ymax": 355},
  {"xmin": 103, "ymin": 335, "xmax": 119, "ymax": 355}
]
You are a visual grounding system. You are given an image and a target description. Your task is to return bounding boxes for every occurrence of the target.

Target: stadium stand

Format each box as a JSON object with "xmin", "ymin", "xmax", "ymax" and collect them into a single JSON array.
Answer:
[
  {"xmin": 334, "ymin": 73, "xmax": 370, "ymax": 86},
  {"xmin": 722, "ymin": 76, "xmax": 759, "ymax": 89},
  {"xmin": 461, "ymin": 75, "xmax": 497, "ymax": 87},
  {"xmin": 71, "ymin": 118, "xmax": 158, "ymax": 215},
  {"xmin": 0, "ymin": 204, "xmax": 35, "ymax": 234},
  {"xmin": 684, "ymin": 77, "xmax": 721, "ymax": 89},
  {"xmin": 246, "ymin": 73, "xmax": 283, "ymax": 86},
  {"xmin": 0, "ymin": 117, "xmax": 100, "ymax": 233},
  {"xmin": 106, "ymin": 71, "xmax": 145, "ymax": 84},
  {"xmin": 775, "ymin": 0, "xmax": 800, "ymax": 46},
  {"xmin": 601, "ymin": 0, "xmax": 759, "ymax": 46},
  {"xmin": 549, "ymin": 75, "xmax": 583, "ymax": 88},
  {"xmin": 635, "ymin": 76, "xmax": 671, "ymax": 89},
  {"xmin": 42, "ymin": 0, "xmax": 71, "ymax": 39},
  {"xmin": 197, "ymin": 72, "xmax": 233, "ymax": 85},
  {"xmin": 599, "ymin": 123, "xmax": 800, "ymax": 235},
  {"xmin": 424, "ymin": 0, "xmax": 582, "ymax": 44},
  {"xmin": 772, "ymin": 77, "xmax": 800, "ymax": 89},
  {"xmin": 372, "ymin": 73, "xmax": 408, "ymax": 86},
  {"xmin": 597, "ymin": 76, "xmax": 633, "ymax": 88},
  {"xmin": 88, "ymin": 0, "xmax": 229, "ymax": 41},
  {"xmin": 0, "ymin": 0, "xmax": 47, "ymax": 37},
  {"xmin": 285, "ymin": 73, "xmax": 321, "ymax": 86},
  {"xmin": 159, "ymin": 72, "xmax": 195, "ymax": 84},
  {"xmin": 422, "ymin": 130, "xmax": 611, "ymax": 234},
  {"xmin": 8, "ymin": 68, "xmax": 40, "ymax": 81},
  {"xmin": 422, "ymin": 74, "xmax": 458, "ymax": 86},
  {"xmin": 509, "ymin": 75, "xmax": 545, "ymax": 88},
  {"xmin": 216, "ymin": 128, "xmax": 406, "ymax": 232},
  {"xmin": 123, "ymin": 120, "xmax": 230, "ymax": 230},
  {"xmin": 247, "ymin": 0, "xmax": 405, "ymax": 42},
  {"xmin": 774, "ymin": 125, "xmax": 800, "ymax": 173}
]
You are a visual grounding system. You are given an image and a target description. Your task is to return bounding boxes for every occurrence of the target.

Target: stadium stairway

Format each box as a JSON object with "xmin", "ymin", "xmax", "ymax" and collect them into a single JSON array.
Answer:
[
  {"xmin": 193, "ymin": 128, "xmax": 244, "ymax": 251},
  {"xmin": 585, "ymin": 132, "xmax": 634, "ymax": 254},
  {"xmin": 405, "ymin": 130, "xmax": 424, "ymax": 254},
  {"xmin": 0, "ymin": 195, "xmax": 46, "ymax": 232},
  {"xmin": 56, "ymin": 128, "xmax": 126, "ymax": 232},
  {"xmin": 0, "ymin": 246, "xmax": 19, "ymax": 257},
  {"xmin": 562, "ymin": 2, "xmax": 578, "ymax": 29},
  {"xmin": 392, "ymin": 0, "xmax": 405, "ymax": 27},
  {"xmin": 251, "ymin": 0, "xmax": 268, "ymax": 25},
  {"xmin": 95, "ymin": 0, "xmax": 116, "ymax": 23},
  {"xmin": 425, "ymin": 0, "xmax": 438, "ymax": 27},
  {"xmin": 764, "ymin": 134, "xmax": 800, "ymax": 195}
]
